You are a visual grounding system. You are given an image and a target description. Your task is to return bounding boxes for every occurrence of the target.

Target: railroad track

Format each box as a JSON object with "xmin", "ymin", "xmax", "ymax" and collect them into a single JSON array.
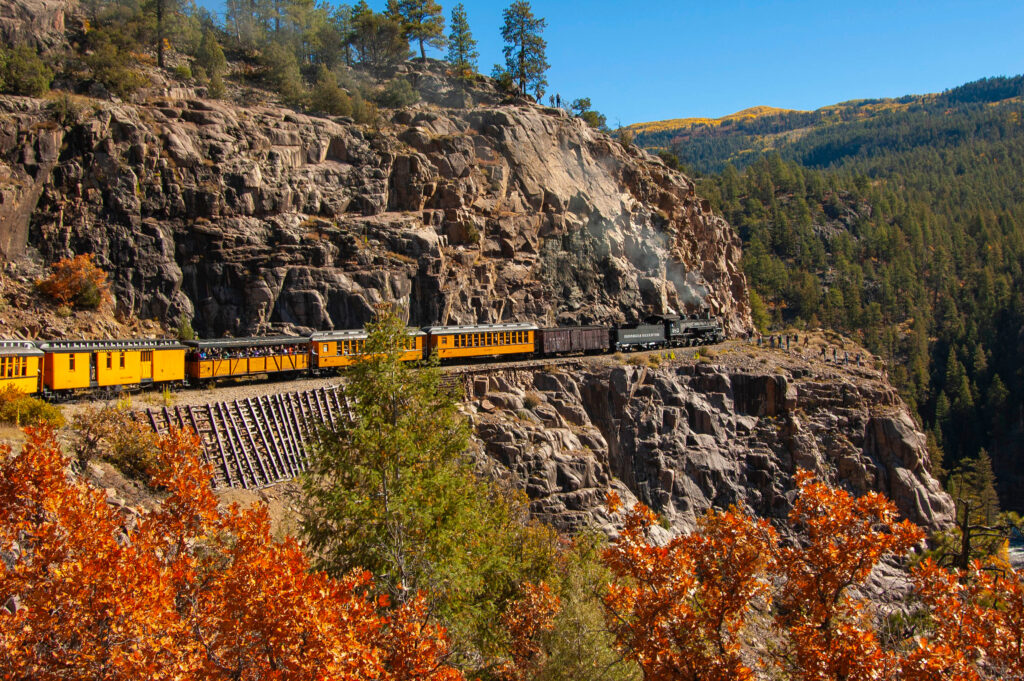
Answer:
[{"xmin": 140, "ymin": 386, "xmax": 354, "ymax": 489}]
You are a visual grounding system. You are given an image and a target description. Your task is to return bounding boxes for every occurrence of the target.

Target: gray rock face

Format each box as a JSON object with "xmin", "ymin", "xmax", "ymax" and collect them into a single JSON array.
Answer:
[
  {"xmin": 0, "ymin": 98, "xmax": 64, "ymax": 259},
  {"xmin": 465, "ymin": 357, "xmax": 953, "ymax": 535},
  {"xmin": 1, "ymin": 61, "xmax": 750, "ymax": 336},
  {"xmin": 0, "ymin": 0, "xmax": 68, "ymax": 49}
]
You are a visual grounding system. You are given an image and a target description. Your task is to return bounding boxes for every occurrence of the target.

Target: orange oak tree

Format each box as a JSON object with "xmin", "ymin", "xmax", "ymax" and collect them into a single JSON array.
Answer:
[
  {"xmin": 496, "ymin": 581, "xmax": 561, "ymax": 681},
  {"xmin": 602, "ymin": 491, "xmax": 778, "ymax": 681},
  {"xmin": 901, "ymin": 558, "xmax": 1024, "ymax": 681},
  {"xmin": 602, "ymin": 472, "xmax": 1023, "ymax": 681},
  {"xmin": 774, "ymin": 470, "xmax": 925, "ymax": 680},
  {"xmin": 0, "ymin": 426, "xmax": 463, "ymax": 681}
]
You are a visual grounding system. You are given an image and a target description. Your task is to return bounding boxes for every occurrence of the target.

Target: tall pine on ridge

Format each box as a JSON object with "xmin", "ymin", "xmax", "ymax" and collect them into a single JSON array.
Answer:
[
  {"xmin": 387, "ymin": 0, "xmax": 445, "ymax": 61},
  {"xmin": 446, "ymin": 3, "xmax": 477, "ymax": 74},
  {"xmin": 499, "ymin": 0, "xmax": 548, "ymax": 100}
]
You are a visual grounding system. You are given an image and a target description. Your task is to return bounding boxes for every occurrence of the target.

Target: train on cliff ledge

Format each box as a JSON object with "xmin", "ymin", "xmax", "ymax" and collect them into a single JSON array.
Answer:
[{"xmin": 0, "ymin": 313, "xmax": 725, "ymax": 399}]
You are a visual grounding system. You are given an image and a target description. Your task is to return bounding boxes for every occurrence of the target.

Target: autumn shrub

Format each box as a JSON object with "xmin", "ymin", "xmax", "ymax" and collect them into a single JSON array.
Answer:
[
  {"xmin": 603, "ymin": 492, "xmax": 778, "ymax": 681},
  {"xmin": 73, "ymin": 403, "xmax": 159, "ymax": 478},
  {"xmin": 496, "ymin": 581, "xmax": 561, "ymax": 681},
  {"xmin": 36, "ymin": 253, "xmax": 112, "ymax": 310},
  {"xmin": 0, "ymin": 385, "xmax": 64, "ymax": 427},
  {"xmin": 0, "ymin": 426, "xmax": 464, "ymax": 680}
]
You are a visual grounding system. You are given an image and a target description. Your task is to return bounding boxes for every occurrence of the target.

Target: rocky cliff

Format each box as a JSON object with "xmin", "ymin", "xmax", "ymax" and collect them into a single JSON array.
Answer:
[
  {"xmin": 0, "ymin": 60, "xmax": 749, "ymax": 338},
  {"xmin": 465, "ymin": 339, "xmax": 954, "ymax": 535}
]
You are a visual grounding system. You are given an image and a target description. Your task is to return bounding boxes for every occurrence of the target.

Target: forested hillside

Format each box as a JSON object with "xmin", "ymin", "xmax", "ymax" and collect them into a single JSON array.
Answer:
[{"xmin": 654, "ymin": 76, "xmax": 1024, "ymax": 510}]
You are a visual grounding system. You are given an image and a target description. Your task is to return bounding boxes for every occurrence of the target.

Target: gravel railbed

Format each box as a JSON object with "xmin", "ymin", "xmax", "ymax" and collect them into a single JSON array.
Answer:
[{"xmin": 57, "ymin": 335, "xmax": 885, "ymax": 419}]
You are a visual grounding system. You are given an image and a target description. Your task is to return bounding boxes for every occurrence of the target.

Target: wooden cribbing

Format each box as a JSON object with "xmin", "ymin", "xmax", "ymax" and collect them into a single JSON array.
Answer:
[{"xmin": 138, "ymin": 386, "xmax": 347, "ymax": 489}]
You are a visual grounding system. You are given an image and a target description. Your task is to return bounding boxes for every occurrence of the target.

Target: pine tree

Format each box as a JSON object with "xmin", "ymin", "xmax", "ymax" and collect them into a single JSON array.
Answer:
[
  {"xmin": 351, "ymin": 8, "xmax": 408, "ymax": 71},
  {"xmin": 944, "ymin": 449, "xmax": 1005, "ymax": 568},
  {"xmin": 499, "ymin": 1, "xmax": 548, "ymax": 100},
  {"xmin": 986, "ymin": 373, "xmax": 1009, "ymax": 433},
  {"xmin": 309, "ymin": 65, "xmax": 352, "ymax": 116},
  {"xmin": 387, "ymin": 0, "xmax": 445, "ymax": 61},
  {"xmin": 970, "ymin": 448, "xmax": 1001, "ymax": 525},
  {"xmin": 328, "ymin": 4, "xmax": 356, "ymax": 67},
  {"xmin": 445, "ymin": 3, "xmax": 477, "ymax": 74},
  {"xmin": 299, "ymin": 305, "xmax": 560, "ymax": 664}
]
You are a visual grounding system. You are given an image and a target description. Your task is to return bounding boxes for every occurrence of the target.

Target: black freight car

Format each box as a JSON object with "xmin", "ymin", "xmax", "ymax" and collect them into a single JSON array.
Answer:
[
  {"xmin": 536, "ymin": 326, "xmax": 612, "ymax": 356},
  {"xmin": 612, "ymin": 324, "xmax": 666, "ymax": 351}
]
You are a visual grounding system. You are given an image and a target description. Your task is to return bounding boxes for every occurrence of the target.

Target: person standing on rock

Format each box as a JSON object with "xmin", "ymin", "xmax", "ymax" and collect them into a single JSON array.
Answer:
[
  {"xmin": 833, "ymin": 347, "xmax": 837, "ymax": 362},
  {"xmin": 786, "ymin": 335, "xmax": 791, "ymax": 350}
]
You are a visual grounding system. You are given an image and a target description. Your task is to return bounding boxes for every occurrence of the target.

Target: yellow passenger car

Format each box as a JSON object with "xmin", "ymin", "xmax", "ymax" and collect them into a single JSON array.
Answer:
[
  {"xmin": 38, "ymin": 339, "xmax": 187, "ymax": 393},
  {"xmin": 425, "ymin": 323, "xmax": 537, "ymax": 360},
  {"xmin": 0, "ymin": 341, "xmax": 44, "ymax": 395},
  {"xmin": 311, "ymin": 329, "xmax": 426, "ymax": 370},
  {"xmin": 184, "ymin": 337, "xmax": 310, "ymax": 381}
]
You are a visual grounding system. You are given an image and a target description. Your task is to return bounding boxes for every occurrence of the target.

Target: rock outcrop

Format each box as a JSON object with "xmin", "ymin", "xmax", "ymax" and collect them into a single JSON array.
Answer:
[
  {"xmin": 0, "ymin": 60, "xmax": 750, "ymax": 338},
  {"xmin": 0, "ymin": 0, "xmax": 68, "ymax": 50},
  {"xmin": 465, "ymin": 341, "xmax": 954, "ymax": 535}
]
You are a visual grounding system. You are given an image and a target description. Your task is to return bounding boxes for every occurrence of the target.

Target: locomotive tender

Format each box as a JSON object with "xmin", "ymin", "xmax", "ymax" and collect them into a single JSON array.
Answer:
[{"xmin": 0, "ymin": 313, "xmax": 724, "ymax": 399}]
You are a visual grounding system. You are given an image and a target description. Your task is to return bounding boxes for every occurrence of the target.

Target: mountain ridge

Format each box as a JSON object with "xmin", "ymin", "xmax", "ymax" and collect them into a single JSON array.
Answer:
[{"xmin": 628, "ymin": 74, "xmax": 1024, "ymax": 172}]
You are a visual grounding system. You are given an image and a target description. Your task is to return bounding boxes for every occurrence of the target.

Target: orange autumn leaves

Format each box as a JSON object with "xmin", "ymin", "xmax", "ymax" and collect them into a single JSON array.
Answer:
[
  {"xmin": 497, "ymin": 581, "xmax": 561, "ymax": 681},
  {"xmin": 602, "ymin": 471, "xmax": 1024, "ymax": 681},
  {"xmin": 35, "ymin": 253, "xmax": 112, "ymax": 310},
  {"xmin": 602, "ymin": 496, "xmax": 777, "ymax": 681},
  {"xmin": 4, "ymin": 423, "xmax": 1022, "ymax": 681},
  {"xmin": 0, "ymin": 426, "xmax": 462, "ymax": 681}
]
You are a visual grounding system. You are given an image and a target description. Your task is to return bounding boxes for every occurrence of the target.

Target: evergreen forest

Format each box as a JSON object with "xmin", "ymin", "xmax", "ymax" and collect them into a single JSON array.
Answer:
[{"xmin": 647, "ymin": 76, "xmax": 1024, "ymax": 511}]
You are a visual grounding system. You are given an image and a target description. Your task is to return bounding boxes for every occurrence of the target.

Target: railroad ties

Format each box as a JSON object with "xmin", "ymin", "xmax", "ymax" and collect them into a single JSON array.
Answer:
[{"xmin": 140, "ymin": 386, "xmax": 356, "ymax": 489}]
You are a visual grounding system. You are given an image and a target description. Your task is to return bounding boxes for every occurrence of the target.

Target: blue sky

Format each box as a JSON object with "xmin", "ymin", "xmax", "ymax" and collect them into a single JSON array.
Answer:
[{"xmin": 197, "ymin": 0, "xmax": 1024, "ymax": 125}]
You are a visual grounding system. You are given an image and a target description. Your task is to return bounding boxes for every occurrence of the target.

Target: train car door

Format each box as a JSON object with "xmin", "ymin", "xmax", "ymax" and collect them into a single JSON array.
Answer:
[
  {"xmin": 89, "ymin": 353, "xmax": 98, "ymax": 384},
  {"xmin": 141, "ymin": 350, "xmax": 153, "ymax": 381}
]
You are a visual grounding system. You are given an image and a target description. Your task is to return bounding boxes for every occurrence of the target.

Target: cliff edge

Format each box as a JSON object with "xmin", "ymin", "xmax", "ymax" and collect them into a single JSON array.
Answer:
[
  {"xmin": 1, "ymin": 61, "xmax": 749, "ymax": 338},
  {"xmin": 466, "ymin": 336, "xmax": 954, "ymax": 535}
]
